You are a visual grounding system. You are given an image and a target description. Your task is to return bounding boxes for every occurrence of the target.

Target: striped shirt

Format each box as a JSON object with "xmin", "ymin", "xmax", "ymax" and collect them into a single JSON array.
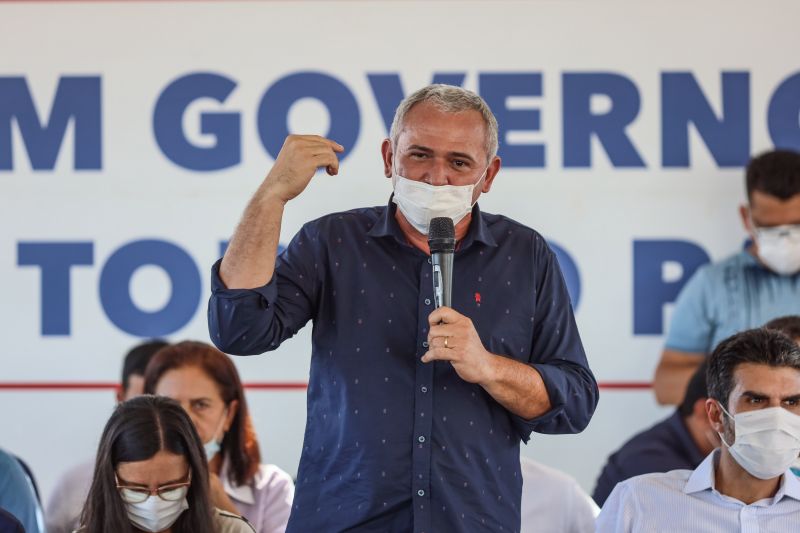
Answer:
[{"xmin": 596, "ymin": 450, "xmax": 800, "ymax": 532}]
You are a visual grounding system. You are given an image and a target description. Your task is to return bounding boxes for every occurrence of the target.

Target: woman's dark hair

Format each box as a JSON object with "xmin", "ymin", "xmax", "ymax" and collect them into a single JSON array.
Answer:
[
  {"xmin": 745, "ymin": 149, "xmax": 800, "ymax": 201},
  {"xmin": 707, "ymin": 328, "xmax": 800, "ymax": 409},
  {"xmin": 143, "ymin": 340, "xmax": 261, "ymax": 486},
  {"xmin": 80, "ymin": 395, "xmax": 215, "ymax": 533}
]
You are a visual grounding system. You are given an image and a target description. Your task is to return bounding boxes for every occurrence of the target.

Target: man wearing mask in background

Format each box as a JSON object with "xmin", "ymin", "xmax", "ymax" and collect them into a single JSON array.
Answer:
[
  {"xmin": 597, "ymin": 328, "xmax": 800, "ymax": 532},
  {"xmin": 45, "ymin": 339, "xmax": 168, "ymax": 533},
  {"xmin": 654, "ymin": 150, "xmax": 800, "ymax": 405},
  {"xmin": 209, "ymin": 84, "xmax": 598, "ymax": 532},
  {"xmin": 592, "ymin": 360, "xmax": 718, "ymax": 506}
]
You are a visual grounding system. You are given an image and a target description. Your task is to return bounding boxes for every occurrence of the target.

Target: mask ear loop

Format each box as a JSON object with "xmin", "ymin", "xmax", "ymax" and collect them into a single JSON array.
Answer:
[{"xmin": 716, "ymin": 401, "xmax": 736, "ymax": 448}]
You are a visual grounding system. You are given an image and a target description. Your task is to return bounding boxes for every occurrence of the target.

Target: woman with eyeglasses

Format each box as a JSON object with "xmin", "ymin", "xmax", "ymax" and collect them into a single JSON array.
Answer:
[
  {"xmin": 143, "ymin": 341, "xmax": 294, "ymax": 533},
  {"xmin": 77, "ymin": 394, "xmax": 254, "ymax": 533}
]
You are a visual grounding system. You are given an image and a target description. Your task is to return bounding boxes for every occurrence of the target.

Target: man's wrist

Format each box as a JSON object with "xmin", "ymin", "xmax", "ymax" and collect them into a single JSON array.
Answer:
[{"xmin": 477, "ymin": 351, "xmax": 500, "ymax": 388}]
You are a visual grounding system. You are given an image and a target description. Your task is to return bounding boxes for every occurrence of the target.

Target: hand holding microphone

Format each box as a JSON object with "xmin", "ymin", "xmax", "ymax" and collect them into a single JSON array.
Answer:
[{"xmin": 423, "ymin": 217, "xmax": 495, "ymax": 385}]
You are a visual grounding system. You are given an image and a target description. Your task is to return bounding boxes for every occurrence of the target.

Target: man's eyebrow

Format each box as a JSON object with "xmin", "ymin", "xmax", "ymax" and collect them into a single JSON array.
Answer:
[
  {"xmin": 741, "ymin": 391, "xmax": 769, "ymax": 400},
  {"xmin": 406, "ymin": 144, "xmax": 433, "ymax": 153},
  {"xmin": 405, "ymin": 145, "xmax": 478, "ymax": 163},
  {"xmin": 448, "ymin": 151, "xmax": 477, "ymax": 163},
  {"xmin": 782, "ymin": 394, "xmax": 800, "ymax": 403}
]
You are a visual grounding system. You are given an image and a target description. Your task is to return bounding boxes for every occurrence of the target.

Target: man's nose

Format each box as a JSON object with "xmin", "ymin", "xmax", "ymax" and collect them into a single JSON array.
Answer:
[{"xmin": 425, "ymin": 159, "xmax": 450, "ymax": 186}]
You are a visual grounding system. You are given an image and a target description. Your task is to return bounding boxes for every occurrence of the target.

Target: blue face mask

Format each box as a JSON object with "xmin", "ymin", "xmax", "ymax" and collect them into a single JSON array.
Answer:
[{"xmin": 203, "ymin": 408, "xmax": 228, "ymax": 461}]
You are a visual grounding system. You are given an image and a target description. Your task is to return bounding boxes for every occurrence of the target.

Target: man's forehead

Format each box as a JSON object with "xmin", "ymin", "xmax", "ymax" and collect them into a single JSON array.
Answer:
[
  {"xmin": 731, "ymin": 362, "xmax": 800, "ymax": 395},
  {"xmin": 398, "ymin": 103, "xmax": 486, "ymax": 150}
]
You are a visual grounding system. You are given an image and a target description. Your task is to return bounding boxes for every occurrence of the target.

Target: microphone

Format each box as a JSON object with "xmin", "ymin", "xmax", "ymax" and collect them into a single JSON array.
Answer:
[{"xmin": 428, "ymin": 217, "xmax": 455, "ymax": 309}]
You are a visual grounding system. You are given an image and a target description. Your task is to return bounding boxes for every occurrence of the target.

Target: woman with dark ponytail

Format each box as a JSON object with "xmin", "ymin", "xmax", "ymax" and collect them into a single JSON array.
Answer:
[{"xmin": 77, "ymin": 395, "xmax": 254, "ymax": 533}]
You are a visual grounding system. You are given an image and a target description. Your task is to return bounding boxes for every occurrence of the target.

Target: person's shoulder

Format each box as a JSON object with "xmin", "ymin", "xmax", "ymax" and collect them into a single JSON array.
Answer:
[
  {"xmin": 520, "ymin": 457, "xmax": 590, "ymax": 503},
  {"xmin": 702, "ymin": 250, "xmax": 755, "ymax": 278},
  {"xmin": 480, "ymin": 211, "xmax": 550, "ymax": 250},
  {"xmin": 253, "ymin": 463, "xmax": 295, "ymax": 490},
  {"xmin": 616, "ymin": 467, "xmax": 693, "ymax": 497},
  {"xmin": 520, "ymin": 456, "xmax": 576, "ymax": 486},
  {"xmin": 303, "ymin": 205, "xmax": 385, "ymax": 233},
  {"xmin": 214, "ymin": 508, "xmax": 257, "ymax": 533}
]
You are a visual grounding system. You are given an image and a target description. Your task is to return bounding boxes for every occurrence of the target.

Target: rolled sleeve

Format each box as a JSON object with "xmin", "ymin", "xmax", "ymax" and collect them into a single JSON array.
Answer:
[
  {"xmin": 512, "ymin": 240, "xmax": 598, "ymax": 441},
  {"xmin": 208, "ymin": 223, "xmax": 320, "ymax": 356}
]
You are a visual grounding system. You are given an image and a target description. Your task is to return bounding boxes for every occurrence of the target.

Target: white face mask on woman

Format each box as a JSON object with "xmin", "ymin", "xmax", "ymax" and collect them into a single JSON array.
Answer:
[
  {"xmin": 124, "ymin": 486, "xmax": 189, "ymax": 532},
  {"xmin": 203, "ymin": 408, "xmax": 228, "ymax": 461},
  {"xmin": 718, "ymin": 403, "xmax": 800, "ymax": 479},
  {"xmin": 391, "ymin": 164, "xmax": 487, "ymax": 235}
]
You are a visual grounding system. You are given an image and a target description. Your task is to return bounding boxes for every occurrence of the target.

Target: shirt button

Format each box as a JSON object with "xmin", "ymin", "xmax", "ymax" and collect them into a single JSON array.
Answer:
[
  {"xmin": 424, "ymin": 298, "xmax": 431, "ymax": 305},
  {"xmin": 418, "ymin": 489, "xmax": 425, "ymax": 497},
  {"xmin": 421, "ymin": 386, "xmax": 428, "ymax": 393},
  {"xmin": 422, "ymin": 341, "xmax": 429, "ymax": 348},
  {"xmin": 418, "ymin": 435, "xmax": 426, "ymax": 443}
]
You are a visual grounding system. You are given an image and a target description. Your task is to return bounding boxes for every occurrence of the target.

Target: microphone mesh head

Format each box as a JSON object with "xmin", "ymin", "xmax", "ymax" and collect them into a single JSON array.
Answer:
[
  {"xmin": 428, "ymin": 217, "xmax": 456, "ymax": 253},
  {"xmin": 429, "ymin": 217, "xmax": 455, "ymax": 240}
]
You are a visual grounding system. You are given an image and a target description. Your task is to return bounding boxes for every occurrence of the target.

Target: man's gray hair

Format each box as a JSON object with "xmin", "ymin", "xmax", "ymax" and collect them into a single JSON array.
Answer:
[{"xmin": 389, "ymin": 84, "xmax": 499, "ymax": 161}]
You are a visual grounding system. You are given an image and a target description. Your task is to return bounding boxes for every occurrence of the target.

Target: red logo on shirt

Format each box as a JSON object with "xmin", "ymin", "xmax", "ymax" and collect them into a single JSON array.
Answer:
[{"xmin": 474, "ymin": 292, "xmax": 481, "ymax": 304}]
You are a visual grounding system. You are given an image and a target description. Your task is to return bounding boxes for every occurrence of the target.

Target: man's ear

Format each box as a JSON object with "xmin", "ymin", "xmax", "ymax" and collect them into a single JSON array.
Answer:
[
  {"xmin": 481, "ymin": 156, "xmax": 502, "ymax": 194},
  {"xmin": 705, "ymin": 397, "xmax": 725, "ymax": 434},
  {"xmin": 381, "ymin": 139, "xmax": 393, "ymax": 178},
  {"xmin": 739, "ymin": 204, "xmax": 753, "ymax": 234}
]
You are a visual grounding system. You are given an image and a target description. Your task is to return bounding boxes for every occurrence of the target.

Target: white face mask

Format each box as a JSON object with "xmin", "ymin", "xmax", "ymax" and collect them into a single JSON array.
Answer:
[
  {"xmin": 718, "ymin": 403, "xmax": 800, "ymax": 480},
  {"xmin": 204, "ymin": 408, "xmax": 228, "ymax": 461},
  {"xmin": 391, "ymin": 164, "xmax": 487, "ymax": 235},
  {"xmin": 752, "ymin": 222, "xmax": 800, "ymax": 275},
  {"xmin": 124, "ymin": 486, "xmax": 189, "ymax": 532}
]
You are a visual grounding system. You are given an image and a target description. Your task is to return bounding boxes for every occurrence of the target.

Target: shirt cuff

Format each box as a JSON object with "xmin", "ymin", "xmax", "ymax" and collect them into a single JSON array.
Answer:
[{"xmin": 210, "ymin": 258, "xmax": 277, "ymax": 304}]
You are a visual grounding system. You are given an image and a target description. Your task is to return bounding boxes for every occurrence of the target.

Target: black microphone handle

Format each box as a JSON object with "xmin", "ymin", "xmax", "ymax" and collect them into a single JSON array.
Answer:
[{"xmin": 432, "ymin": 252, "xmax": 453, "ymax": 308}]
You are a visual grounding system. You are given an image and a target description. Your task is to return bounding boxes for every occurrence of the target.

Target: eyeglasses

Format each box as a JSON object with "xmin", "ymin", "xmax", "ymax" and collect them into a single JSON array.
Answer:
[{"xmin": 115, "ymin": 470, "xmax": 192, "ymax": 504}]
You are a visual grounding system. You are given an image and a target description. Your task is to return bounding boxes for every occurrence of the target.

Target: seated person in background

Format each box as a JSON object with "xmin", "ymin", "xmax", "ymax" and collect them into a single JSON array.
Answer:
[
  {"xmin": 592, "ymin": 361, "xmax": 717, "ymax": 506},
  {"xmin": 654, "ymin": 149, "xmax": 800, "ymax": 405},
  {"xmin": 0, "ymin": 446, "xmax": 45, "ymax": 533},
  {"xmin": 46, "ymin": 339, "xmax": 168, "ymax": 533},
  {"xmin": 597, "ymin": 328, "xmax": 800, "ymax": 532},
  {"xmin": 78, "ymin": 395, "xmax": 254, "ymax": 533},
  {"xmin": 765, "ymin": 315, "xmax": 800, "ymax": 344},
  {"xmin": 0, "ymin": 508, "xmax": 24, "ymax": 533},
  {"xmin": 520, "ymin": 456, "xmax": 598, "ymax": 533},
  {"xmin": 143, "ymin": 341, "xmax": 294, "ymax": 533}
]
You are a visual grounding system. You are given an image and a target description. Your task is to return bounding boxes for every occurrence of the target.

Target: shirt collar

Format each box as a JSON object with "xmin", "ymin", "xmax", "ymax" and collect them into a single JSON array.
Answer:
[
  {"xmin": 367, "ymin": 196, "xmax": 498, "ymax": 250},
  {"xmin": 684, "ymin": 449, "xmax": 800, "ymax": 503},
  {"xmin": 220, "ymin": 456, "xmax": 256, "ymax": 505}
]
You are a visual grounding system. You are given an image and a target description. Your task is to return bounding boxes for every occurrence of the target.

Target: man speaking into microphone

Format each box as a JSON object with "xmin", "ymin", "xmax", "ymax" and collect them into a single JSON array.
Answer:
[{"xmin": 208, "ymin": 85, "xmax": 598, "ymax": 533}]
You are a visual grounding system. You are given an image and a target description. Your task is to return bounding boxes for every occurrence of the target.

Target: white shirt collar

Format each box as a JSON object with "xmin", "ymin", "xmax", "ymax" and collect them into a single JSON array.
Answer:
[
  {"xmin": 220, "ymin": 456, "xmax": 256, "ymax": 505},
  {"xmin": 684, "ymin": 449, "xmax": 800, "ymax": 503}
]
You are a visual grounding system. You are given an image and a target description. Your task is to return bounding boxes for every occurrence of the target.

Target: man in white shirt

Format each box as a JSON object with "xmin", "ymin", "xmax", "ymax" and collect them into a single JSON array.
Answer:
[
  {"xmin": 520, "ymin": 457, "xmax": 598, "ymax": 533},
  {"xmin": 597, "ymin": 327, "xmax": 800, "ymax": 532}
]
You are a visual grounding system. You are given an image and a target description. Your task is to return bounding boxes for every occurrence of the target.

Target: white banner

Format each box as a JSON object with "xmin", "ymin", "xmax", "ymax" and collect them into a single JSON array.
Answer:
[{"xmin": 1, "ymin": 0, "xmax": 799, "ymax": 504}]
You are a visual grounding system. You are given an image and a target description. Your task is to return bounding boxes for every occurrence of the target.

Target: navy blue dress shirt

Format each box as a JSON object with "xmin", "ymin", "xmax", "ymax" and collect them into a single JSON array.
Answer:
[
  {"xmin": 208, "ymin": 201, "xmax": 598, "ymax": 533},
  {"xmin": 592, "ymin": 410, "xmax": 706, "ymax": 506}
]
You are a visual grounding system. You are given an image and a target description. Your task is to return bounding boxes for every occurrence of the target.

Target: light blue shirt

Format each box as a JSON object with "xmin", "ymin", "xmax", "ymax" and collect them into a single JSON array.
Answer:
[
  {"xmin": 596, "ymin": 450, "xmax": 800, "ymax": 533},
  {"xmin": 0, "ymin": 448, "xmax": 45, "ymax": 533},
  {"xmin": 665, "ymin": 251, "xmax": 800, "ymax": 354}
]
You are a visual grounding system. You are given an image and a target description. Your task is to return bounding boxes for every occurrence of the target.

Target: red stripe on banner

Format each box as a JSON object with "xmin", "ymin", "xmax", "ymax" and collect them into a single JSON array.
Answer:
[{"xmin": 0, "ymin": 381, "xmax": 650, "ymax": 391}]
